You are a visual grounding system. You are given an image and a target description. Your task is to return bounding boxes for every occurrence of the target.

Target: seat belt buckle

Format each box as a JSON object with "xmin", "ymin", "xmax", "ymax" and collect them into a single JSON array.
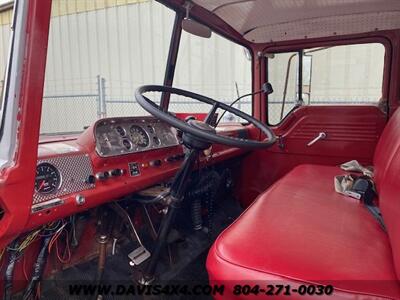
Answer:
[
  {"xmin": 344, "ymin": 190, "xmax": 362, "ymax": 200},
  {"xmin": 350, "ymin": 177, "xmax": 376, "ymax": 205}
]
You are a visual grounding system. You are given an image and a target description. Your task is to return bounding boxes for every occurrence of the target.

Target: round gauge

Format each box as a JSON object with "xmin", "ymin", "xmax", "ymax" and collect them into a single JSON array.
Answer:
[
  {"xmin": 122, "ymin": 139, "xmax": 132, "ymax": 150},
  {"xmin": 115, "ymin": 125, "xmax": 126, "ymax": 137},
  {"xmin": 130, "ymin": 125, "xmax": 150, "ymax": 148},
  {"xmin": 153, "ymin": 136, "xmax": 161, "ymax": 146},
  {"xmin": 35, "ymin": 163, "xmax": 61, "ymax": 194},
  {"xmin": 147, "ymin": 125, "xmax": 155, "ymax": 134}
]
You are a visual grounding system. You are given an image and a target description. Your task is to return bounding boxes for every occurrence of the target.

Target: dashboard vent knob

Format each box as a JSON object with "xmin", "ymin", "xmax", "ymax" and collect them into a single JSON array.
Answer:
[
  {"xmin": 109, "ymin": 169, "xmax": 124, "ymax": 177},
  {"xmin": 75, "ymin": 194, "xmax": 86, "ymax": 205},
  {"xmin": 86, "ymin": 175, "xmax": 96, "ymax": 184},
  {"xmin": 95, "ymin": 172, "xmax": 109, "ymax": 181}
]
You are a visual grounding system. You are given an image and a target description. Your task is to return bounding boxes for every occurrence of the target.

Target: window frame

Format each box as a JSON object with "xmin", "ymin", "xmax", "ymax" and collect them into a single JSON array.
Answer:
[
  {"xmin": 264, "ymin": 36, "xmax": 392, "ymax": 126},
  {"xmin": 0, "ymin": 0, "xmax": 19, "ymax": 141}
]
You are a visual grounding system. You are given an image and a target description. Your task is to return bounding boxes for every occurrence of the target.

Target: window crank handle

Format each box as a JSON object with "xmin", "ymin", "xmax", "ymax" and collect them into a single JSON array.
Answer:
[{"xmin": 307, "ymin": 132, "xmax": 327, "ymax": 147}]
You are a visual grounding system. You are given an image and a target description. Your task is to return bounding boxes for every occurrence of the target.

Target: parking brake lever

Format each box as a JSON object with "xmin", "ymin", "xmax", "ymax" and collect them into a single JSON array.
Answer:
[{"xmin": 307, "ymin": 132, "xmax": 327, "ymax": 147}]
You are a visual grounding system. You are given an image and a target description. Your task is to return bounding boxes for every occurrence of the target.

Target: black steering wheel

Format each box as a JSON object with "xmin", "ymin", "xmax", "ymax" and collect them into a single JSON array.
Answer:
[{"xmin": 135, "ymin": 85, "xmax": 276, "ymax": 149}]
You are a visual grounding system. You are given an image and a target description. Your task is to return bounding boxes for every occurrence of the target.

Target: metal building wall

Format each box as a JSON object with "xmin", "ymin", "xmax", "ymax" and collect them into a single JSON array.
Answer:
[
  {"xmin": 0, "ymin": 7, "xmax": 11, "ymax": 82},
  {"xmin": 42, "ymin": 0, "xmax": 177, "ymax": 133},
  {"xmin": 0, "ymin": 0, "xmax": 252, "ymax": 133}
]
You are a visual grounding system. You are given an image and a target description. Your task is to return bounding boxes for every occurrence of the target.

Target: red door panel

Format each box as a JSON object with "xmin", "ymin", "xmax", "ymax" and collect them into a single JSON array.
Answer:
[{"xmin": 238, "ymin": 105, "xmax": 387, "ymax": 207}]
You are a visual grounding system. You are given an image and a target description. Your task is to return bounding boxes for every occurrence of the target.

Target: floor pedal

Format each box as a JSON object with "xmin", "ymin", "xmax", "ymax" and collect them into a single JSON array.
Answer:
[{"xmin": 128, "ymin": 245, "xmax": 151, "ymax": 266}]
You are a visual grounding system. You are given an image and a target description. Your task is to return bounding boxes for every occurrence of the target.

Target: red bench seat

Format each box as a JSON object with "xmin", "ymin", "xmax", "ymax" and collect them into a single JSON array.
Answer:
[{"xmin": 207, "ymin": 109, "xmax": 400, "ymax": 299}]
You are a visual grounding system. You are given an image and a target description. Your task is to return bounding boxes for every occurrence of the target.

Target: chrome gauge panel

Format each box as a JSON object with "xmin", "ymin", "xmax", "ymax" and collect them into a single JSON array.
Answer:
[
  {"xmin": 33, "ymin": 154, "xmax": 95, "ymax": 205},
  {"xmin": 95, "ymin": 117, "xmax": 179, "ymax": 157}
]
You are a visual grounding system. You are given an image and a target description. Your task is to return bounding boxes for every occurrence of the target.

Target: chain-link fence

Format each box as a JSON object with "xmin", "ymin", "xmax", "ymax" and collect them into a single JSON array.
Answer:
[
  {"xmin": 40, "ymin": 76, "xmax": 253, "ymax": 134},
  {"xmin": 41, "ymin": 75, "xmax": 377, "ymax": 133},
  {"xmin": 41, "ymin": 76, "xmax": 105, "ymax": 134}
]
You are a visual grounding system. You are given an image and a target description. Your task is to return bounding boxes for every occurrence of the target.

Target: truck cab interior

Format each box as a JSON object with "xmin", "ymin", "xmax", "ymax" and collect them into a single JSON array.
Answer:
[{"xmin": 0, "ymin": 0, "xmax": 399, "ymax": 299}]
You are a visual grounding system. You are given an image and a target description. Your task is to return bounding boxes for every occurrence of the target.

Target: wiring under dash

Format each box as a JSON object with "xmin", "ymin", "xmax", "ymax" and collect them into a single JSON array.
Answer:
[{"xmin": 2, "ymin": 218, "xmax": 72, "ymax": 300}]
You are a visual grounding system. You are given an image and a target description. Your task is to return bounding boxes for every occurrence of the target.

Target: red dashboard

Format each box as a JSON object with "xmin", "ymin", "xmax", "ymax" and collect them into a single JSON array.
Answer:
[{"xmin": 27, "ymin": 117, "xmax": 248, "ymax": 231}]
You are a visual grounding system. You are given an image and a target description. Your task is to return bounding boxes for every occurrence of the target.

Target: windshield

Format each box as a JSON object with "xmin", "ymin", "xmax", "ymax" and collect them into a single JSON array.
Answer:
[
  {"xmin": 39, "ymin": 0, "xmax": 252, "ymax": 136},
  {"xmin": 171, "ymin": 29, "xmax": 252, "ymax": 123},
  {"xmin": 40, "ymin": 0, "xmax": 175, "ymax": 135},
  {"xmin": 0, "ymin": 0, "xmax": 255, "ymax": 137}
]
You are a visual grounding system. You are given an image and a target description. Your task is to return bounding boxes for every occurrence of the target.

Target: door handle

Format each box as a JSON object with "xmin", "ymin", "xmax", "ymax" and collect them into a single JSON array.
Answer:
[{"xmin": 307, "ymin": 132, "xmax": 327, "ymax": 147}]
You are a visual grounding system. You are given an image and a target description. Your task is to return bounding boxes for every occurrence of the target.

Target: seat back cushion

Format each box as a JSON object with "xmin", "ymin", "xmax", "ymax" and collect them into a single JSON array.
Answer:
[
  {"xmin": 373, "ymin": 108, "xmax": 400, "ymax": 193},
  {"xmin": 380, "ymin": 147, "xmax": 400, "ymax": 280},
  {"xmin": 375, "ymin": 108, "xmax": 400, "ymax": 280}
]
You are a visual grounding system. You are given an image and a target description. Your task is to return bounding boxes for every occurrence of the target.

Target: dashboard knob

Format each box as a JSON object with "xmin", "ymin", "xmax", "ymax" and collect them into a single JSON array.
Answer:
[
  {"xmin": 150, "ymin": 159, "xmax": 162, "ymax": 167},
  {"xmin": 95, "ymin": 172, "xmax": 109, "ymax": 180},
  {"xmin": 86, "ymin": 175, "xmax": 96, "ymax": 184},
  {"xmin": 109, "ymin": 169, "xmax": 124, "ymax": 177},
  {"xmin": 75, "ymin": 194, "xmax": 86, "ymax": 205},
  {"xmin": 166, "ymin": 156, "xmax": 175, "ymax": 163},
  {"xmin": 174, "ymin": 154, "xmax": 185, "ymax": 160}
]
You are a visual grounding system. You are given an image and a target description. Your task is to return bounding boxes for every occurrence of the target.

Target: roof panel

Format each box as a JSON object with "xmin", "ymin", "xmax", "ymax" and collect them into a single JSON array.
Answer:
[{"xmin": 193, "ymin": 0, "xmax": 400, "ymax": 42}]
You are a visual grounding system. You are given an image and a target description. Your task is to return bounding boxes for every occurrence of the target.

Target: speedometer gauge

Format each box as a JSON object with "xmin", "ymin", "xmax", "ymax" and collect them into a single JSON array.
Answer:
[
  {"xmin": 130, "ymin": 125, "xmax": 149, "ymax": 148},
  {"xmin": 35, "ymin": 163, "xmax": 61, "ymax": 194}
]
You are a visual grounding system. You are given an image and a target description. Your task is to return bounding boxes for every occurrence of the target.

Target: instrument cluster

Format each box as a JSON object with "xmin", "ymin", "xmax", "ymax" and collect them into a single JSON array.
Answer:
[{"xmin": 94, "ymin": 117, "xmax": 180, "ymax": 157}]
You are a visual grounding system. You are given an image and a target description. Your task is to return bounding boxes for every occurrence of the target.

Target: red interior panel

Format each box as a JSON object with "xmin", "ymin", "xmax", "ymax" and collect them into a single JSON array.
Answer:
[{"xmin": 238, "ymin": 105, "xmax": 386, "ymax": 207}]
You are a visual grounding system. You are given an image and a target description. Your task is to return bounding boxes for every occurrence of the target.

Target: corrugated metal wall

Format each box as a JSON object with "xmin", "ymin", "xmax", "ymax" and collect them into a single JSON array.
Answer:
[
  {"xmin": 44, "ymin": 0, "xmax": 174, "ymax": 96},
  {"xmin": 0, "ymin": 0, "xmax": 252, "ymax": 133}
]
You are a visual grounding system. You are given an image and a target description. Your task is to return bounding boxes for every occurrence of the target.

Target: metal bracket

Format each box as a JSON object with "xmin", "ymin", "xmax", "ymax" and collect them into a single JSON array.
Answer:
[{"xmin": 278, "ymin": 135, "xmax": 285, "ymax": 149}]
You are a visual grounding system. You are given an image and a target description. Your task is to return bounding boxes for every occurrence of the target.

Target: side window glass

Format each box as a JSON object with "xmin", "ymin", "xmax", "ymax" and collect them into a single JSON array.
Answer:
[
  {"xmin": 267, "ymin": 52, "xmax": 298, "ymax": 125},
  {"xmin": 0, "ymin": 8, "xmax": 13, "ymax": 126},
  {"xmin": 267, "ymin": 43, "xmax": 385, "ymax": 125}
]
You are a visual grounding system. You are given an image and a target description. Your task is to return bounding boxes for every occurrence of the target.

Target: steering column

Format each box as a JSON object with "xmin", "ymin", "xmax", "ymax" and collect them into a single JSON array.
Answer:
[{"xmin": 141, "ymin": 122, "xmax": 214, "ymax": 284}]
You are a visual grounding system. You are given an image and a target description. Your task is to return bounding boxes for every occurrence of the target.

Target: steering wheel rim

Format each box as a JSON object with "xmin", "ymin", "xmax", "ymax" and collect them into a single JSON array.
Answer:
[{"xmin": 135, "ymin": 85, "xmax": 276, "ymax": 149}]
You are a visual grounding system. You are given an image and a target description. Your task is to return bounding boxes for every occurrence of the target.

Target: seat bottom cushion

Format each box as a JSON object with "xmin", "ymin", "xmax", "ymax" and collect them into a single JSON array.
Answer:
[{"xmin": 207, "ymin": 164, "xmax": 400, "ymax": 299}]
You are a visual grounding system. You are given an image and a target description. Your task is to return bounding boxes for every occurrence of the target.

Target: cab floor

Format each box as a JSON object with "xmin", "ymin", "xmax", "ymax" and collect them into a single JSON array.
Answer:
[{"xmin": 39, "ymin": 195, "xmax": 243, "ymax": 300}]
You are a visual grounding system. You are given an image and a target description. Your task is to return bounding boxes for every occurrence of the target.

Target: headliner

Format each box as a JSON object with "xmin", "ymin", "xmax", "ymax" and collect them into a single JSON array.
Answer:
[{"xmin": 191, "ymin": 0, "xmax": 400, "ymax": 43}]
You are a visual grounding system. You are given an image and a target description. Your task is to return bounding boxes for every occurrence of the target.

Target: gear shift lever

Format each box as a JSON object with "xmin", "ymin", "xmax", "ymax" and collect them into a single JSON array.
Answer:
[{"xmin": 140, "ymin": 148, "xmax": 200, "ymax": 284}]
